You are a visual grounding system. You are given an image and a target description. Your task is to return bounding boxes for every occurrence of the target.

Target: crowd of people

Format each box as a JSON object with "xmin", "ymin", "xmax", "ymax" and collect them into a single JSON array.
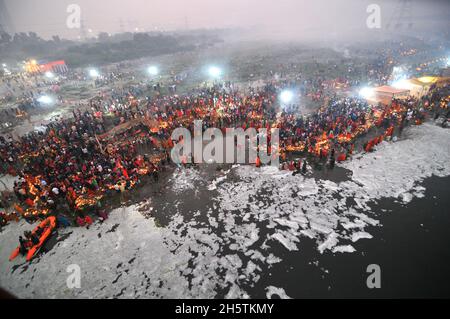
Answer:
[{"xmin": 0, "ymin": 55, "xmax": 448, "ymax": 237}]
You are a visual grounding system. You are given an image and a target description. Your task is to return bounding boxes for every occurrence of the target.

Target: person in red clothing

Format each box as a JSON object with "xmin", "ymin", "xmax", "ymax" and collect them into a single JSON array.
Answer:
[
  {"xmin": 365, "ymin": 140, "xmax": 374, "ymax": 152},
  {"xmin": 84, "ymin": 215, "xmax": 93, "ymax": 226},
  {"xmin": 255, "ymin": 156, "xmax": 261, "ymax": 168},
  {"xmin": 385, "ymin": 126, "xmax": 394, "ymax": 137},
  {"xmin": 296, "ymin": 160, "xmax": 302, "ymax": 171},
  {"xmin": 76, "ymin": 215, "xmax": 86, "ymax": 227},
  {"xmin": 25, "ymin": 197, "xmax": 35, "ymax": 207},
  {"xmin": 97, "ymin": 210, "xmax": 108, "ymax": 222},
  {"xmin": 337, "ymin": 153, "xmax": 346, "ymax": 162},
  {"xmin": 288, "ymin": 161, "xmax": 295, "ymax": 171},
  {"xmin": 349, "ymin": 143, "xmax": 355, "ymax": 155}
]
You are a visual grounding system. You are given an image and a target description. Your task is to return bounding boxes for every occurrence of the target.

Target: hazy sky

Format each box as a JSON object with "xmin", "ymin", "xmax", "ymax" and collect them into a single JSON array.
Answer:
[{"xmin": 3, "ymin": 0, "xmax": 449, "ymax": 39}]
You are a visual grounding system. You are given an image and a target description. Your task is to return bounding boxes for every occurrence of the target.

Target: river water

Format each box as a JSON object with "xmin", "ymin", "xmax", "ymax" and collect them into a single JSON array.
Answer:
[{"xmin": 0, "ymin": 123, "xmax": 449, "ymax": 298}]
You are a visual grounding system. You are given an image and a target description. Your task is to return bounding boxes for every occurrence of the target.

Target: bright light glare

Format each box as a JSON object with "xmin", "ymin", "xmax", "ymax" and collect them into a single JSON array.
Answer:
[
  {"xmin": 37, "ymin": 95, "xmax": 53, "ymax": 105},
  {"xmin": 392, "ymin": 79, "xmax": 410, "ymax": 90},
  {"xmin": 280, "ymin": 90, "xmax": 294, "ymax": 104},
  {"xmin": 359, "ymin": 87, "xmax": 374, "ymax": 99},
  {"xmin": 89, "ymin": 69, "xmax": 100, "ymax": 78},
  {"xmin": 391, "ymin": 65, "xmax": 407, "ymax": 83},
  {"xmin": 208, "ymin": 66, "xmax": 222, "ymax": 78},
  {"xmin": 417, "ymin": 76, "xmax": 435, "ymax": 84},
  {"xmin": 45, "ymin": 71, "xmax": 55, "ymax": 78},
  {"xmin": 147, "ymin": 66, "xmax": 159, "ymax": 76},
  {"xmin": 392, "ymin": 66, "xmax": 405, "ymax": 75},
  {"xmin": 447, "ymin": 57, "xmax": 450, "ymax": 67}
]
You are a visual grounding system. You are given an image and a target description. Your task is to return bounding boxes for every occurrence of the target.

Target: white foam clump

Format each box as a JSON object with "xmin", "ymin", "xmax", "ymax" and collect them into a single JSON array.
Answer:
[
  {"xmin": 351, "ymin": 231, "xmax": 373, "ymax": 242},
  {"xmin": 207, "ymin": 173, "xmax": 229, "ymax": 191},
  {"xmin": 0, "ymin": 174, "xmax": 18, "ymax": 191},
  {"xmin": 266, "ymin": 286, "xmax": 292, "ymax": 299},
  {"xmin": 341, "ymin": 124, "xmax": 450, "ymax": 199},
  {"xmin": 271, "ymin": 232, "xmax": 299, "ymax": 251},
  {"xmin": 332, "ymin": 245, "xmax": 356, "ymax": 253},
  {"xmin": 0, "ymin": 205, "xmax": 200, "ymax": 298},
  {"xmin": 217, "ymin": 124, "xmax": 450, "ymax": 258},
  {"xmin": 1, "ymin": 124, "xmax": 449, "ymax": 299},
  {"xmin": 169, "ymin": 168, "xmax": 204, "ymax": 194}
]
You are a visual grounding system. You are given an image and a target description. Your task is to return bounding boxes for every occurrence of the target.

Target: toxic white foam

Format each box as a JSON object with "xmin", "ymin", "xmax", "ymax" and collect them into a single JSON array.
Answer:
[{"xmin": 0, "ymin": 124, "xmax": 449, "ymax": 298}]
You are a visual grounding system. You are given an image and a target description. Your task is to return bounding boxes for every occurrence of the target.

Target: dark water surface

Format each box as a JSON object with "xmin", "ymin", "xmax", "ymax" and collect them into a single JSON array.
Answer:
[
  {"xmin": 136, "ymin": 162, "xmax": 450, "ymax": 298},
  {"xmin": 6, "ymin": 163, "xmax": 448, "ymax": 298},
  {"xmin": 245, "ymin": 175, "xmax": 450, "ymax": 298}
]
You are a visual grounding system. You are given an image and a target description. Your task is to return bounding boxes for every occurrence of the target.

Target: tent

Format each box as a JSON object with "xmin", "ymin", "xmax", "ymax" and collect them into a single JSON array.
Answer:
[
  {"xmin": 369, "ymin": 85, "xmax": 410, "ymax": 105},
  {"xmin": 25, "ymin": 60, "xmax": 68, "ymax": 74},
  {"xmin": 417, "ymin": 76, "xmax": 450, "ymax": 88},
  {"xmin": 391, "ymin": 77, "xmax": 450, "ymax": 97},
  {"xmin": 40, "ymin": 60, "xmax": 69, "ymax": 74}
]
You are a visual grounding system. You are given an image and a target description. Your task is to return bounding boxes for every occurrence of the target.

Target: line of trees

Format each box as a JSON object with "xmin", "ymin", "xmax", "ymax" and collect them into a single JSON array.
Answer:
[{"xmin": 0, "ymin": 30, "xmax": 223, "ymax": 68}]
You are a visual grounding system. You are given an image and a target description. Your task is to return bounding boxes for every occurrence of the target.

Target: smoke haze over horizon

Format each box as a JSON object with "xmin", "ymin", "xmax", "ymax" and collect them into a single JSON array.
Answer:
[{"xmin": 1, "ymin": 0, "xmax": 449, "ymax": 41}]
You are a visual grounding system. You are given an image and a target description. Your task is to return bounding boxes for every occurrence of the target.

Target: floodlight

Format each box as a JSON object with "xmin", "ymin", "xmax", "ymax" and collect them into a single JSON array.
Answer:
[
  {"xmin": 148, "ymin": 66, "xmax": 159, "ymax": 76},
  {"xmin": 280, "ymin": 90, "xmax": 294, "ymax": 104},
  {"xmin": 89, "ymin": 69, "xmax": 100, "ymax": 78},
  {"xmin": 208, "ymin": 66, "xmax": 222, "ymax": 78},
  {"xmin": 359, "ymin": 87, "xmax": 374, "ymax": 99},
  {"xmin": 37, "ymin": 95, "xmax": 53, "ymax": 105}
]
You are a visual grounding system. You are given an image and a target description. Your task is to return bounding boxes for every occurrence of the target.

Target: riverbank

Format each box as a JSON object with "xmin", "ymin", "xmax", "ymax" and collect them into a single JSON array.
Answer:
[{"xmin": 0, "ymin": 123, "xmax": 448, "ymax": 298}]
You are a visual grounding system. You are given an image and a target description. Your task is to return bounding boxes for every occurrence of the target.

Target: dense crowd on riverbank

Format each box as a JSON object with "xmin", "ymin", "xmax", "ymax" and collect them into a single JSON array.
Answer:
[{"xmin": 1, "ymin": 79, "xmax": 447, "ymax": 229}]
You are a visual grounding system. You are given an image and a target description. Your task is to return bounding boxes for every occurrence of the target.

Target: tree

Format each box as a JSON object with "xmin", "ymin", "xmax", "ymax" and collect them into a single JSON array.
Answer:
[
  {"xmin": 28, "ymin": 32, "xmax": 40, "ymax": 41},
  {"xmin": 133, "ymin": 32, "xmax": 150, "ymax": 42},
  {"xmin": 97, "ymin": 32, "xmax": 109, "ymax": 42},
  {"xmin": 52, "ymin": 35, "xmax": 61, "ymax": 43},
  {"xmin": 13, "ymin": 32, "xmax": 29, "ymax": 43},
  {"xmin": 0, "ymin": 32, "xmax": 11, "ymax": 44}
]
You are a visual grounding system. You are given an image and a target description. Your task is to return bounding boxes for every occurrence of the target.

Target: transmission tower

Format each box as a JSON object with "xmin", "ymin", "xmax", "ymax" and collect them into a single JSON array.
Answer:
[
  {"xmin": 119, "ymin": 19, "xmax": 125, "ymax": 33},
  {"xmin": 80, "ymin": 19, "xmax": 87, "ymax": 40},
  {"xmin": 0, "ymin": 0, "xmax": 15, "ymax": 34},
  {"xmin": 385, "ymin": 0, "xmax": 414, "ymax": 30},
  {"xmin": 184, "ymin": 16, "xmax": 189, "ymax": 30}
]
